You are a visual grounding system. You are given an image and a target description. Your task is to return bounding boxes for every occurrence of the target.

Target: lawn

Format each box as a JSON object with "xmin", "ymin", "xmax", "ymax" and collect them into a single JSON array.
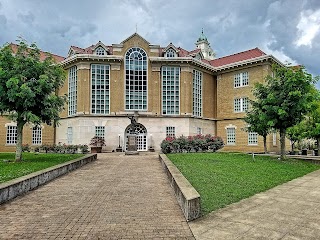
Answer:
[
  {"xmin": 0, "ymin": 152, "xmax": 84, "ymax": 183},
  {"xmin": 167, "ymin": 152, "xmax": 320, "ymax": 215}
]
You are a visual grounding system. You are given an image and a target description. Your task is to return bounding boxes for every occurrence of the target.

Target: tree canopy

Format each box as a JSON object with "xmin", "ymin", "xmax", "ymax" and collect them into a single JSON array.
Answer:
[
  {"xmin": 0, "ymin": 39, "xmax": 67, "ymax": 161},
  {"xmin": 248, "ymin": 64, "xmax": 317, "ymax": 159}
]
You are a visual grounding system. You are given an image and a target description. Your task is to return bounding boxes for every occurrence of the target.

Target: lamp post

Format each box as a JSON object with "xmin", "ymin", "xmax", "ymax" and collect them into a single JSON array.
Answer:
[
  {"xmin": 116, "ymin": 134, "xmax": 122, "ymax": 152},
  {"xmin": 149, "ymin": 134, "xmax": 155, "ymax": 152}
]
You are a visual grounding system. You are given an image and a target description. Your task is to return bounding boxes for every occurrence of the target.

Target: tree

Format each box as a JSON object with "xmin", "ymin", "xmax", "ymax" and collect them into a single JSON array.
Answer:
[
  {"xmin": 286, "ymin": 122, "xmax": 306, "ymax": 152},
  {"xmin": 244, "ymin": 97, "xmax": 271, "ymax": 153},
  {"xmin": 0, "ymin": 39, "xmax": 67, "ymax": 162},
  {"xmin": 302, "ymin": 88, "xmax": 320, "ymax": 152},
  {"xmin": 255, "ymin": 64, "xmax": 316, "ymax": 159}
]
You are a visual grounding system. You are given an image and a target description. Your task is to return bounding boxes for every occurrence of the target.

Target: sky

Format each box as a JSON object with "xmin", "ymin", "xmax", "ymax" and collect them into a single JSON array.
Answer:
[{"xmin": 0, "ymin": 0, "xmax": 319, "ymax": 79}]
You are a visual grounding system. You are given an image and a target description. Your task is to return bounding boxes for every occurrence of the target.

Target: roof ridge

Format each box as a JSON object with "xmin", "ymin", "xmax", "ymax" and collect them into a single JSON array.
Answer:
[{"xmin": 213, "ymin": 47, "xmax": 265, "ymax": 61}]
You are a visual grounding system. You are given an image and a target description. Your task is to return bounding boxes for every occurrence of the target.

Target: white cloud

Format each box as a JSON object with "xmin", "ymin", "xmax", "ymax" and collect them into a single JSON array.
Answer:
[{"xmin": 295, "ymin": 9, "xmax": 320, "ymax": 47}]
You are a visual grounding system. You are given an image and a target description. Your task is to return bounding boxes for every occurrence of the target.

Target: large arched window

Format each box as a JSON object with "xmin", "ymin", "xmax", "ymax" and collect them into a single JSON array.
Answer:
[{"xmin": 125, "ymin": 47, "xmax": 147, "ymax": 110}]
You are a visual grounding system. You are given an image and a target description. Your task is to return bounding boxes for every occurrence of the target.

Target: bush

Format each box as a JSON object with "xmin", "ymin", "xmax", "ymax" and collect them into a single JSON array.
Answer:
[
  {"xmin": 22, "ymin": 144, "xmax": 30, "ymax": 152},
  {"xmin": 161, "ymin": 134, "xmax": 224, "ymax": 154},
  {"xmin": 30, "ymin": 143, "xmax": 89, "ymax": 154}
]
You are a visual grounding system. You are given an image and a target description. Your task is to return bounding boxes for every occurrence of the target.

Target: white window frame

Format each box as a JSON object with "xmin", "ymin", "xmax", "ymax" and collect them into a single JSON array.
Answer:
[
  {"xmin": 67, "ymin": 127, "xmax": 73, "ymax": 144},
  {"xmin": 95, "ymin": 46, "xmax": 106, "ymax": 55},
  {"xmin": 248, "ymin": 132, "xmax": 258, "ymax": 145},
  {"xmin": 95, "ymin": 126, "xmax": 105, "ymax": 138},
  {"xmin": 125, "ymin": 47, "xmax": 148, "ymax": 111},
  {"xmin": 32, "ymin": 126, "xmax": 42, "ymax": 145},
  {"xmin": 273, "ymin": 132, "xmax": 277, "ymax": 146},
  {"xmin": 234, "ymin": 72, "xmax": 249, "ymax": 88},
  {"xmin": 234, "ymin": 97, "xmax": 248, "ymax": 113},
  {"xmin": 166, "ymin": 126, "xmax": 176, "ymax": 138},
  {"xmin": 226, "ymin": 127, "xmax": 236, "ymax": 145},
  {"xmin": 162, "ymin": 66, "xmax": 180, "ymax": 115},
  {"xmin": 68, "ymin": 66, "xmax": 77, "ymax": 116},
  {"xmin": 6, "ymin": 125, "xmax": 17, "ymax": 145},
  {"xmin": 193, "ymin": 70, "xmax": 202, "ymax": 117},
  {"xmin": 91, "ymin": 64, "xmax": 110, "ymax": 115},
  {"xmin": 165, "ymin": 48, "xmax": 176, "ymax": 57},
  {"xmin": 196, "ymin": 127, "xmax": 202, "ymax": 135}
]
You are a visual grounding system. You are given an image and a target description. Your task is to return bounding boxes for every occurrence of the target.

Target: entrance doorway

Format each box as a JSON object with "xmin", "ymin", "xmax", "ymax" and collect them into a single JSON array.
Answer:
[{"xmin": 124, "ymin": 123, "xmax": 147, "ymax": 151}]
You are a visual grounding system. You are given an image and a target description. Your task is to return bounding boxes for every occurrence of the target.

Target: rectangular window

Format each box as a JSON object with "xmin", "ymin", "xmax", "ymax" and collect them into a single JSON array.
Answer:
[
  {"xmin": 6, "ymin": 126, "xmax": 17, "ymax": 145},
  {"xmin": 196, "ymin": 127, "xmax": 202, "ymax": 135},
  {"xmin": 273, "ymin": 132, "xmax": 277, "ymax": 146},
  {"xmin": 91, "ymin": 64, "xmax": 110, "ymax": 114},
  {"xmin": 193, "ymin": 70, "xmax": 202, "ymax": 117},
  {"xmin": 32, "ymin": 126, "xmax": 42, "ymax": 145},
  {"xmin": 234, "ymin": 97, "xmax": 248, "ymax": 112},
  {"xmin": 226, "ymin": 128, "xmax": 235, "ymax": 145},
  {"xmin": 248, "ymin": 132, "xmax": 258, "ymax": 145},
  {"xmin": 68, "ymin": 66, "xmax": 77, "ymax": 116},
  {"xmin": 95, "ymin": 126, "xmax": 105, "ymax": 138},
  {"xmin": 67, "ymin": 127, "xmax": 73, "ymax": 144},
  {"xmin": 234, "ymin": 72, "xmax": 249, "ymax": 88},
  {"xmin": 166, "ymin": 126, "xmax": 176, "ymax": 137},
  {"xmin": 162, "ymin": 66, "xmax": 180, "ymax": 115}
]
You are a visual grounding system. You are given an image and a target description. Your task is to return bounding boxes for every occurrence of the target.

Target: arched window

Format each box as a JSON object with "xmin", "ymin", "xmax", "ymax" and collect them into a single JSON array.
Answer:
[
  {"xmin": 125, "ymin": 47, "xmax": 147, "ymax": 110},
  {"xmin": 95, "ymin": 46, "xmax": 106, "ymax": 55},
  {"xmin": 165, "ymin": 48, "xmax": 176, "ymax": 57}
]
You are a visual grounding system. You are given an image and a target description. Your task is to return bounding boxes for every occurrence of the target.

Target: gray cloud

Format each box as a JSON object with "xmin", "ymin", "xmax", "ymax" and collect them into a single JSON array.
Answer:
[{"xmin": 0, "ymin": 0, "xmax": 319, "ymax": 80}]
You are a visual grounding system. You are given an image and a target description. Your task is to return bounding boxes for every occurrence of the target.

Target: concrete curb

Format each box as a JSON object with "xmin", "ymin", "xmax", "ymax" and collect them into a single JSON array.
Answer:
[
  {"xmin": 0, "ymin": 154, "xmax": 97, "ymax": 205},
  {"xmin": 159, "ymin": 154, "xmax": 201, "ymax": 221}
]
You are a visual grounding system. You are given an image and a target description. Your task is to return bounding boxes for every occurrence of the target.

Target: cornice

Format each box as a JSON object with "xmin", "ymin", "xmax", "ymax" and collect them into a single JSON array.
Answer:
[{"xmin": 61, "ymin": 54, "xmax": 123, "ymax": 67}]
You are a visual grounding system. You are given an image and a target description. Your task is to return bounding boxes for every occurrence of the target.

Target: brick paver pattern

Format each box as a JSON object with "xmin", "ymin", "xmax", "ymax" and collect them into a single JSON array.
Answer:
[{"xmin": 0, "ymin": 153, "xmax": 194, "ymax": 239}]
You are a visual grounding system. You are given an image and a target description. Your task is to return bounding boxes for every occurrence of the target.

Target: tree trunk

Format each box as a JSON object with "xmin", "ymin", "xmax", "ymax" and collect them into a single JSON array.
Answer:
[
  {"xmin": 317, "ymin": 138, "xmax": 320, "ymax": 152},
  {"xmin": 263, "ymin": 135, "xmax": 267, "ymax": 153},
  {"xmin": 15, "ymin": 121, "xmax": 25, "ymax": 162},
  {"xmin": 279, "ymin": 128, "xmax": 286, "ymax": 160}
]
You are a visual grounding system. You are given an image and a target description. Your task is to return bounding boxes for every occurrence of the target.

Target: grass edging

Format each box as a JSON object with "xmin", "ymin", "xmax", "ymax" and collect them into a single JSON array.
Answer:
[
  {"xmin": 159, "ymin": 154, "xmax": 201, "ymax": 221},
  {"xmin": 0, "ymin": 154, "xmax": 97, "ymax": 205}
]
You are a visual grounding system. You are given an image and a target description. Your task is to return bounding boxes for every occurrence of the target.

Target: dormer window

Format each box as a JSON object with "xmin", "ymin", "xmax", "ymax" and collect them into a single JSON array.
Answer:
[
  {"xmin": 165, "ymin": 48, "xmax": 176, "ymax": 58},
  {"xmin": 95, "ymin": 47, "xmax": 106, "ymax": 55}
]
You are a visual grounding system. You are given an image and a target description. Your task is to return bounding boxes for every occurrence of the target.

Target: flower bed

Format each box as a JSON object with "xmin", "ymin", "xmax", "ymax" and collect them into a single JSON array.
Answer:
[{"xmin": 161, "ymin": 134, "xmax": 224, "ymax": 154}]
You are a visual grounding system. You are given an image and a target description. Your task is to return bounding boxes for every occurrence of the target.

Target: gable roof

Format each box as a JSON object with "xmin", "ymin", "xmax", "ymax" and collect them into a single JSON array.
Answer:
[
  {"xmin": 10, "ymin": 43, "xmax": 65, "ymax": 62},
  {"xmin": 121, "ymin": 32, "xmax": 150, "ymax": 45},
  {"xmin": 210, "ymin": 47, "xmax": 266, "ymax": 67}
]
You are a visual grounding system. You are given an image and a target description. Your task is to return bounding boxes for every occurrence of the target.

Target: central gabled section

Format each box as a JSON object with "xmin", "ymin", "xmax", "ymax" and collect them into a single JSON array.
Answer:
[{"xmin": 125, "ymin": 47, "xmax": 148, "ymax": 110}]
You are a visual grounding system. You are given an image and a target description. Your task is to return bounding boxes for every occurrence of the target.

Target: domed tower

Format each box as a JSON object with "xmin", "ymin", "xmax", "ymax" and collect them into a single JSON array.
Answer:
[{"xmin": 195, "ymin": 29, "xmax": 215, "ymax": 60}]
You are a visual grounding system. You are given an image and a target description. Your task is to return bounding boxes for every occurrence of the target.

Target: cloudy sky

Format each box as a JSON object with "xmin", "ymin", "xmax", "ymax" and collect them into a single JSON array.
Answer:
[{"xmin": 0, "ymin": 0, "xmax": 319, "ymax": 78}]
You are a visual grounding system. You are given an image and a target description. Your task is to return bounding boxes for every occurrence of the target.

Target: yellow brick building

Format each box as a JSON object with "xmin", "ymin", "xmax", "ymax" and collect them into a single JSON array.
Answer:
[{"xmin": 0, "ymin": 32, "xmax": 289, "ymax": 153}]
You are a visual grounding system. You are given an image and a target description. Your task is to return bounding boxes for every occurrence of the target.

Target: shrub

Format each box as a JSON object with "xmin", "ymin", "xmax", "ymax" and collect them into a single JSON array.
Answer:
[
  {"xmin": 30, "ymin": 143, "xmax": 89, "ymax": 154},
  {"xmin": 89, "ymin": 136, "xmax": 106, "ymax": 147},
  {"xmin": 160, "ymin": 134, "xmax": 224, "ymax": 154},
  {"xmin": 22, "ymin": 144, "xmax": 30, "ymax": 152}
]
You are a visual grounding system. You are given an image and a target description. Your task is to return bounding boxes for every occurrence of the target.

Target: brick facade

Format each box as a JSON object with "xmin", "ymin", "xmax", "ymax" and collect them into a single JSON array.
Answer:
[{"xmin": 0, "ymin": 33, "xmax": 289, "ymax": 153}]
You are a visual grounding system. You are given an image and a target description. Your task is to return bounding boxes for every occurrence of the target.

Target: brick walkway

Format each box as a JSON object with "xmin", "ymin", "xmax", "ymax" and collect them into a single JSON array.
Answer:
[{"xmin": 0, "ymin": 153, "xmax": 194, "ymax": 239}]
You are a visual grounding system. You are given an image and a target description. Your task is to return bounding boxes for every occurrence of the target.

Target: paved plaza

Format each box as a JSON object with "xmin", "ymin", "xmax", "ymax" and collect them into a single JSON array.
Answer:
[{"xmin": 0, "ymin": 153, "xmax": 194, "ymax": 239}]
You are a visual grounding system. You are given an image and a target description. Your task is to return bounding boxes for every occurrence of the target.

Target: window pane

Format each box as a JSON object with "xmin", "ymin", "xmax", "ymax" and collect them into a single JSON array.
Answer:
[
  {"xmin": 91, "ymin": 64, "xmax": 110, "ymax": 114},
  {"xmin": 125, "ymin": 47, "xmax": 148, "ymax": 110},
  {"xmin": 68, "ymin": 66, "xmax": 77, "ymax": 116}
]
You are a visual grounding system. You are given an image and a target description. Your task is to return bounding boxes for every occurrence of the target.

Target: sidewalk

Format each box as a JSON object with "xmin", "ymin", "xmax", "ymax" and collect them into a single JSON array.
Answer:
[
  {"xmin": 0, "ymin": 153, "xmax": 194, "ymax": 239},
  {"xmin": 189, "ymin": 169, "xmax": 320, "ymax": 239}
]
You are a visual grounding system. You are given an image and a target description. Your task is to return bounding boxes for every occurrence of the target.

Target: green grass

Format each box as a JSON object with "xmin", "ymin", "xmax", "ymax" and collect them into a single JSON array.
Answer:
[
  {"xmin": 0, "ymin": 153, "xmax": 83, "ymax": 183},
  {"xmin": 167, "ymin": 152, "xmax": 320, "ymax": 215}
]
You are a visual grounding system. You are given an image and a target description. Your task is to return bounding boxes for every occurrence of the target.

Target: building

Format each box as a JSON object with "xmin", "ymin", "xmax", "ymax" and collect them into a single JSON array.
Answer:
[{"xmin": 0, "ymin": 32, "xmax": 287, "ymax": 153}]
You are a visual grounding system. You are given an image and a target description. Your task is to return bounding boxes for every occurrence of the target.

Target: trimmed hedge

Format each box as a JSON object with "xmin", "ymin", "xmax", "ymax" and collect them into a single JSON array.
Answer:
[
  {"xmin": 22, "ymin": 144, "xmax": 89, "ymax": 154},
  {"xmin": 161, "ymin": 134, "xmax": 224, "ymax": 154}
]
